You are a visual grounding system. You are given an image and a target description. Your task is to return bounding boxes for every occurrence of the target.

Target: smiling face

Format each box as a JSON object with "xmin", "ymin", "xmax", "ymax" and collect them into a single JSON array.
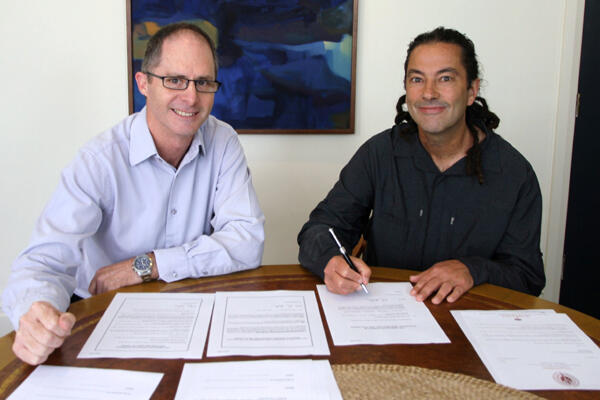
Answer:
[
  {"xmin": 135, "ymin": 30, "xmax": 216, "ymax": 145},
  {"xmin": 404, "ymin": 42, "xmax": 479, "ymax": 139}
]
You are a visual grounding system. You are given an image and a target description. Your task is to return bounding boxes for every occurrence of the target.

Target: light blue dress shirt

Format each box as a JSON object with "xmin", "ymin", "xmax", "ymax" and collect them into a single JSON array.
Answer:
[{"xmin": 2, "ymin": 107, "xmax": 265, "ymax": 328}]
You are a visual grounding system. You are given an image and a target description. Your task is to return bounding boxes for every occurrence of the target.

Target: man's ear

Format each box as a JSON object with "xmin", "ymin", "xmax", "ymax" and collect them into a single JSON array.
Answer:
[
  {"xmin": 135, "ymin": 71, "xmax": 148, "ymax": 97},
  {"xmin": 467, "ymin": 78, "xmax": 480, "ymax": 106}
]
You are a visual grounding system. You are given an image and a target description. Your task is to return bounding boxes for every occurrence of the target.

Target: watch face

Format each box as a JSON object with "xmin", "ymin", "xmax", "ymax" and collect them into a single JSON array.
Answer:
[{"xmin": 134, "ymin": 255, "xmax": 151, "ymax": 273}]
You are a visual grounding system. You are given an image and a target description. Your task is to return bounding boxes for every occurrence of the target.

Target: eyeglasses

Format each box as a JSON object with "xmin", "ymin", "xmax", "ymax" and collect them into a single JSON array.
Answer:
[{"xmin": 143, "ymin": 71, "xmax": 222, "ymax": 93}]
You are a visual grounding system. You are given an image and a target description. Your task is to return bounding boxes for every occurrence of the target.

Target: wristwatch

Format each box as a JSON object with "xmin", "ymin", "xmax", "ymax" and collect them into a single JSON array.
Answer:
[{"xmin": 132, "ymin": 254, "xmax": 153, "ymax": 282}]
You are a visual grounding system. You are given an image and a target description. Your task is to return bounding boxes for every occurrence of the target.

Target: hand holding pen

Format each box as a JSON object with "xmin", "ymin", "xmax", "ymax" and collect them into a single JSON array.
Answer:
[{"xmin": 328, "ymin": 228, "xmax": 369, "ymax": 294}]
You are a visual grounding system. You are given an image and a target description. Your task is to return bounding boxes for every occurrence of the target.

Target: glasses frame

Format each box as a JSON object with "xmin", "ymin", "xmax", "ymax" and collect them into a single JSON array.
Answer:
[{"xmin": 143, "ymin": 71, "xmax": 222, "ymax": 93}]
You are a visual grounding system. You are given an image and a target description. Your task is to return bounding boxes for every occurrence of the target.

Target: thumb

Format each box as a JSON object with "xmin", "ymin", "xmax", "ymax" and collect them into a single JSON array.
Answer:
[
  {"xmin": 58, "ymin": 312, "xmax": 76, "ymax": 334},
  {"xmin": 351, "ymin": 257, "xmax": 371, "ymax": 284}
]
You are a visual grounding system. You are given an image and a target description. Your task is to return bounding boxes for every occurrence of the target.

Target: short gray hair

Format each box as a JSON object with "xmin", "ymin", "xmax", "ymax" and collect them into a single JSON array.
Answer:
[{"xmin": 141, "ymin": 22, "xmax": 218, "ymax": 77}]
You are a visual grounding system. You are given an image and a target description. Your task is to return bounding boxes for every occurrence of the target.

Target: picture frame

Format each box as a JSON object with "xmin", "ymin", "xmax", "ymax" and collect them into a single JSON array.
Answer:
[{"xmin": 127, "ymin": 0, "xmax": 358, "ymax": 134}]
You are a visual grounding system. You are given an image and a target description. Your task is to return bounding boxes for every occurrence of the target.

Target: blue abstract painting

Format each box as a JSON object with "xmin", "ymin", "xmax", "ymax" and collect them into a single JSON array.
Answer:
[{"xmin": 129, "ymin": 0, "xmax": 357, "ymax": 132}]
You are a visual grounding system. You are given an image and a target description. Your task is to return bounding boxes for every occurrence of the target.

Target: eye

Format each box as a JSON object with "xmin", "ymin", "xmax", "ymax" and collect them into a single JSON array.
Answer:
[
  {"xmin": 409, "ymin": 76, "xmax": 422, "ymax": 83},
  {"xmin": 195, "ymin": 79, "xmax": 209, "ymax": 87},
  {"xmin": 440, "ymin": 75, "xmax": 453, "ymax": 82},
  {"xmin": 164, "ymin": 77, "xmax": 189, "ymax": 89}
]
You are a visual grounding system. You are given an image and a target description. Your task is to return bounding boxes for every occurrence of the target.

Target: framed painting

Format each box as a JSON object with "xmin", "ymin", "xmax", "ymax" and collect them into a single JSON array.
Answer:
[{"xmin": 127, "ymin": 0, "xmax": 358, "ymax": 133}]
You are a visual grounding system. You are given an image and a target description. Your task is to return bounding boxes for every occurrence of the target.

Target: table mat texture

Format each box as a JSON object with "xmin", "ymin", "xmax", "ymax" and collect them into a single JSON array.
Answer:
[{"xmin": 331, "ymin": 364, "xmax": 543, "ymax": 400}]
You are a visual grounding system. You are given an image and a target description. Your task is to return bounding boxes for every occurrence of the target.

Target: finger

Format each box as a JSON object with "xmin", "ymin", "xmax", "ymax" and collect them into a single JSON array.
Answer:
[
  {"xmin": 12, "ymin": 337, "xmax": 49, "ymax": 365},
  {"xmin": 36, "ymin": 312, "xmax": 71, "ymax": 339},
  {"xmin": 350, "ymin": 257, "xmax": 372, "ymax": 284},
  {"xmin": 93, "ymin": 275, "xmax": 114, "ymax": 295},
  {"xmin": 334, "ymin": 263, "xmax": 362, "ymax": 282},
  {"xmin": 324, "ymin": 256, "xmax": 362, "ymax": 294},
  {"xmin": 27, "ymin": 303, "xmax": 62, "ymax": 337},
  {"xmin": 58, "ymin": 313, "xmax": 76, "ymax": 333},
  {"xmin": 431, "ymin": 282, "xmax": 454, "ymax": 305},
  {"xmin": 13, "ymin": 327, "xmax": 55, "ymax": 365},
  {"xmin": 446, "ymin": 285, "xmax": 466, "ymax": 303},
  {"xmin": 94, "ymin": 281, "xmax": 106, "ymax": 295},
  {"xmin": 324, "ymin": 276, "xmax": 359, "ymax": 295},
  {"xmin": 327, "ymin": 269, "xmax": 361, "ymax": 293},
  {"xmin": 409, "ymin": 272, "xmax": 429, "ymax": 295},
  {"xmin": 339, "ymin": 280, "xmax": 360, "ymax": 294},
  {"xmin": 88, "ymin": 277, "xmax": 97, "ymax": 295},
  {"xmin": 409, "ymin": 269, "xmax": 429, "ymax": 284},
  {"xmin": 16, "ymin": 313, "xmax": 74, "ymax": 366},
  {"xmin": 412, "ymin": 277, "xmax": 442, "ymax": 302},
  {"xmin": 324, "ymin": 269, "xmax": 359, "ymax": 295}
]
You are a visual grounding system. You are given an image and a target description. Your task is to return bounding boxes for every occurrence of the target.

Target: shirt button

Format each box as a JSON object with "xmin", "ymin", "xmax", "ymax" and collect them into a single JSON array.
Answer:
[
  {"xmin": 202, "ymin": 271, "xmax": 208, "ymax": 276},
  {"xmin": 172, "ymin": 271, "xmax": 178, "ymax": 278},
  {"xmin": 170, "ymin": 209, "xmax": 177, "ymax": 215}
]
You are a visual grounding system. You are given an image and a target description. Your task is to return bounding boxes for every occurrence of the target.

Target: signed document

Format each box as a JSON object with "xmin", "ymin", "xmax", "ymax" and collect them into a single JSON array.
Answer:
[
  {"xmin": 452, "ymin": 310, "xmax": 600, "ymax": 390},
  {"xmin": 317, "ymin": 282, "xmax": 449, "ymax": 345},
  {"xmin": 7, "ymin": 366, "xmax": 162, "ymax": 400},
  {"xmin": 206, "ymin": 290, "xmax": 330, "ymax": 357},
  {"xmin": 79, "ymin": 292, "xmax": 214, "ymax": 359},
  {"xmin": 175, "ymin": 360, "xmax": 342, "ymax": 400}
]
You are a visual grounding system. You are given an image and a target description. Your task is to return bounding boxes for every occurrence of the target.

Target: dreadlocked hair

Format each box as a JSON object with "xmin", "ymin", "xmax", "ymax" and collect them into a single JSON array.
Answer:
[{"xmin": 394, "ymin": 94, "xmax": 500, "ymax": 184}]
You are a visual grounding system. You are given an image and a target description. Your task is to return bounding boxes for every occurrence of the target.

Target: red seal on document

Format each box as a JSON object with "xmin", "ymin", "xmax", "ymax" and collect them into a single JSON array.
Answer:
[{"xmin": 552, "ymin": 371, "xmax": 580, "ymax": 387}]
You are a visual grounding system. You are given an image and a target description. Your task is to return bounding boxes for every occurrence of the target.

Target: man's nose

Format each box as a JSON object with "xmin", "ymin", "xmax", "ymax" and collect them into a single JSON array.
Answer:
[
  {"xmin": 422, "ymin": 80, "xmax": 439, "ymax": 100},
  {"xmin": 179, "ymin": 82, "xmax": 199, "ymax": 103}
]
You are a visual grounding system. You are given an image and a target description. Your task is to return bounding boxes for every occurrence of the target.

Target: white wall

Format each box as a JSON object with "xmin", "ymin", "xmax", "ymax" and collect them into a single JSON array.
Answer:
[{"xmin": 0, "ymin": 0, "xmax": 582, "ymax": 336}]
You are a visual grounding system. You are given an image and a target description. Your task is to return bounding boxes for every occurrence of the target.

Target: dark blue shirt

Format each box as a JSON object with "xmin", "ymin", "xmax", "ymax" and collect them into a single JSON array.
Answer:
[{"xmin": 298, "ymin": 125, "xmax": 545, "ymax": 295}]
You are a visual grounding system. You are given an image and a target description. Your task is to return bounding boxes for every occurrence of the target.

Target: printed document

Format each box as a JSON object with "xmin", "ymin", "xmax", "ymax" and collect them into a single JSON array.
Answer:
[
  {"xmin": 7, "ymin": 365, "xmax": 162, "ymax": 400},
  {"xmin": 207, "ymin": 290, "xmax": 330, "ymax": 356},
  {"xmin": 317, "ymin": 282, "xmax": 450, "ymax": 345},
  {"xmin": 175, "ymin": 359, "xmax": 342, "ymax": 400},
  {"xmin": 79, "ymin": 292, "xmax": 214, "ymax": 359},
  {"xmin": 452, "ymin": 309, "xmax": 600, "ymax": 390}
]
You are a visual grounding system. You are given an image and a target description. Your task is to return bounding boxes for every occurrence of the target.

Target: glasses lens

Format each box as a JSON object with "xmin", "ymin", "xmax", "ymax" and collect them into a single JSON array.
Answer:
[
  {"xmin": 195, "ymin": 80, "xmax": 220, "ymax": 93},
  {"xmin": 163, "ymin": 77, "xmax": 188, "ymax": 90}
]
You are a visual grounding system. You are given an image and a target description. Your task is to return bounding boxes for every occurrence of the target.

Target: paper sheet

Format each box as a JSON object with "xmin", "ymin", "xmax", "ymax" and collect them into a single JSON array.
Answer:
[
  {"xmin": 452, "ymin": 309, "xmax": 600, "ymax": 390},
  {"xmin": 174, "ymin": 359, "xmax": 342, "ymax": 400},
  {"xmin": 7, "ymin": 365, "xmax": 162, "ymax": 400},
  {"xmin": 206, "ymin": 290, "xmax": 330, "ymax": 356},
  {"xmin": 317, "ymin": 282, "xmax": 450, "ymax": 345},
  {"xmin": 79, "ymin": 292, "xmax": 214, "ymax": 359}
]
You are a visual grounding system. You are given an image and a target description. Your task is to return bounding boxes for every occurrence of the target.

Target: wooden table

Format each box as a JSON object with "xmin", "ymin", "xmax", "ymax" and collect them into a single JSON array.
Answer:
[{"xmin": 1, "ymin": 265, "xmax": 598, "ymax": 399}]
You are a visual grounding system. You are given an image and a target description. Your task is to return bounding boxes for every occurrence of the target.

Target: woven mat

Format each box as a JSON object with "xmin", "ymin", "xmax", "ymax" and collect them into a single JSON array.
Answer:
[{"xmin": 331, "ymin": 364, "xmax": 543, "ymax": 400}]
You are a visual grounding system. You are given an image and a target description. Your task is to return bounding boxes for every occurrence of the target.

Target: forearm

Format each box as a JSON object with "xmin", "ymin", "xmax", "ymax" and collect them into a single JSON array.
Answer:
[
  {"xmin": 2, "ymin": 262, "xmax": 75, "ymax": 329},
  {"xmin": 298, "ymin": 193, "xmax": 371, "ymax": 279},
  {"xmin": 154, "ymin": 215, "xmax": 265, "ymax": 282},
  {"xmin": 298, "ymin": 225, "xmax": 341, "ymax": 279}
]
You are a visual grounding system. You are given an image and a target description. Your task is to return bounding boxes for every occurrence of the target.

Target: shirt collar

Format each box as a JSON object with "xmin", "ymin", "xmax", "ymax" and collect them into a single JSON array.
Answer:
[
  {"xmin": 129, "ymin": 107, "xmax": 206, "ymax": 167},
  {"xmin": 178, "ymin": 122, "xmax": 206, "ymax": 169},
  {"xmin": 391, "ymin": 123, "xmax": 502, "ymax": 175},
  {"xmin": 129, "ymin": 107, "xmax": 158, "ymax": 166}
]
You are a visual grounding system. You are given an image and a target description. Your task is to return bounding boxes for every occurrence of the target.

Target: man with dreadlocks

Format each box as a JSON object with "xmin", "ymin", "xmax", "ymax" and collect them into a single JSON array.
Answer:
[{"xmin": 297, "ymin": 27, "xmax": 545, "ymax": 303}]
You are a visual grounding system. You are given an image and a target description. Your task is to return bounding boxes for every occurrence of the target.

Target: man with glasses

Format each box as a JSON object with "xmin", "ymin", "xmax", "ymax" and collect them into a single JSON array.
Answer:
[{"xmin": 3, "ymin": 22, "xmax": 265, "ymax": 365}]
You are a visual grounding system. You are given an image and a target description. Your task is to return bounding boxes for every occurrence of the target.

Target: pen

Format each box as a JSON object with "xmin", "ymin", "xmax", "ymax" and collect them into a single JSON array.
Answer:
[{"xmin": 328, "ymin": 227, "xmax": 369, "ymax": 294}]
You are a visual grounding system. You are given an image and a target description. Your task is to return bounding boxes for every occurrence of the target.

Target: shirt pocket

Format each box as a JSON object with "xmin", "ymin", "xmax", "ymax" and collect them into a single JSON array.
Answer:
[{"xmin": 367, "ymin": 210, "xmax": 411, "ymax": 267}]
